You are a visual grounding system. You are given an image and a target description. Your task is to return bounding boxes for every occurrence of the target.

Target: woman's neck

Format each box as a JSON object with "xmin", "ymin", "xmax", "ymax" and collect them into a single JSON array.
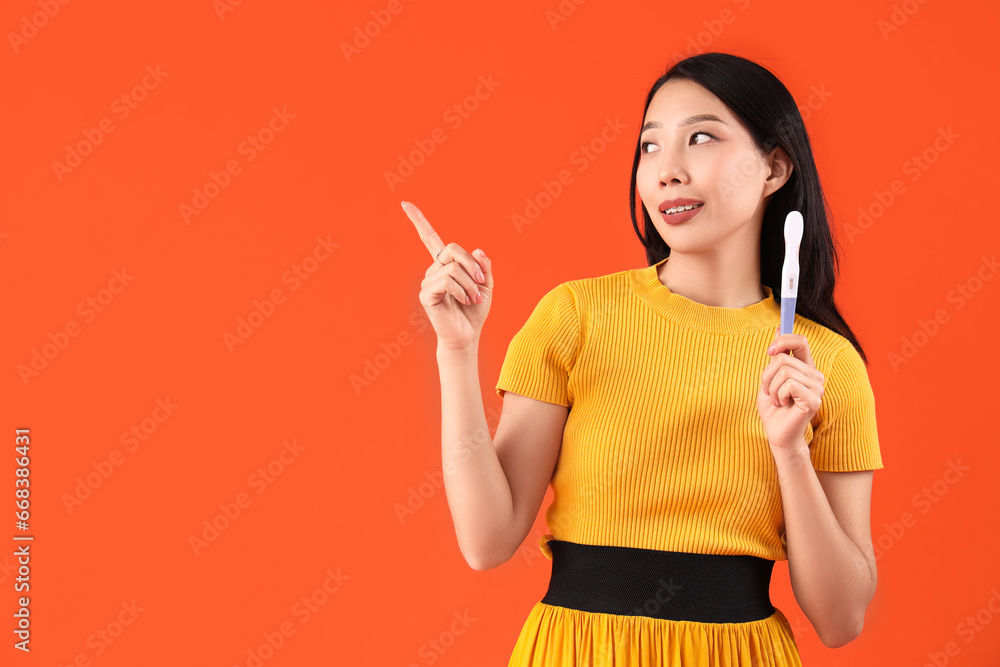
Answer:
[{"xmin": 656, "ymin": 254, "xmax": 766, "ymax": 308}]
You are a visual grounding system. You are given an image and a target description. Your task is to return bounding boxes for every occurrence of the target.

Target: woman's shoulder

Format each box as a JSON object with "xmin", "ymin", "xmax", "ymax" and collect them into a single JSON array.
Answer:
[
  {"xmin": 553, "ymin": 263, "xmax": 641, "ymax": 299},
  {"xmin": 791, "ymin": 312, "xmax": 862, "ymax": 366}
]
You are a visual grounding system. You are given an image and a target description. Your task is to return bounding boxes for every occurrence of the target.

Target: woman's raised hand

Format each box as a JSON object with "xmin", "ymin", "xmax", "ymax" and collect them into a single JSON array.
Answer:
[{"xmin": 403, "ymin": 201, "xmax": 493, "ymax": 351}]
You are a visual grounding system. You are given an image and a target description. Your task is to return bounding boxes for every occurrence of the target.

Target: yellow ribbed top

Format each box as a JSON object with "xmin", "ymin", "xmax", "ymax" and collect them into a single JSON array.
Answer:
[{"xmin": 495, "ymin": 257, "xmax": 884, "ymax": 562}]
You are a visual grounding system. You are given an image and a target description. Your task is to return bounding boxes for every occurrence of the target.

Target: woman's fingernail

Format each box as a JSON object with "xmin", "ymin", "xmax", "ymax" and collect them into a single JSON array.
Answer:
[{"xmin": 767, "ymin": 345, "xmax": 775, "ymax": 354}]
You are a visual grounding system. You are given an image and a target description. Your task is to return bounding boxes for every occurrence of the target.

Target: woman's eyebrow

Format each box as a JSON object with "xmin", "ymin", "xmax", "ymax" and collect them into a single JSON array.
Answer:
[{"xmin": 641, "ymin": 114, "xmax": 728, "ymax": 133}]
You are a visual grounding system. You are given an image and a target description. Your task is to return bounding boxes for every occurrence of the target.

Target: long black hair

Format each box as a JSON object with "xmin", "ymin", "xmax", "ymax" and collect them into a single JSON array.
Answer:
[{"xmin": 629, "ymin": 52, "xmax": 869, "ymax": 366}]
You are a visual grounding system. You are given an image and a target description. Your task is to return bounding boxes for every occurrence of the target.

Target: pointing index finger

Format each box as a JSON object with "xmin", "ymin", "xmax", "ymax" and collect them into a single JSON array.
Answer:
[{"xmin": 401, "ymin": 201, "xmax": 444, "ymax": 259}]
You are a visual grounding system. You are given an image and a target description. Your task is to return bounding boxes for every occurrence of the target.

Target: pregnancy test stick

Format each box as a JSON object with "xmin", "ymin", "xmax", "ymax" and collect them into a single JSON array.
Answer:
[{"xmin": 780, "ymin": 211, "xmax": 803, "ymax": 337}]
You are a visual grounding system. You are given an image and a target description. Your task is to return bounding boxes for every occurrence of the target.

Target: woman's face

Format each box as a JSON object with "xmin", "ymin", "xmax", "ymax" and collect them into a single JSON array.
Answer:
[{"xmin": 636, "ymin": 78, "xmax": 788, "ymax": 256}]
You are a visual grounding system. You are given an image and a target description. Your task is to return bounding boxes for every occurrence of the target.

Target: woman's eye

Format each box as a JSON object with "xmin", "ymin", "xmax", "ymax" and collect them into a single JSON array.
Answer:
[{"xmin": 640, "ymin": 132, "xmax": 714, "ymax": 154}]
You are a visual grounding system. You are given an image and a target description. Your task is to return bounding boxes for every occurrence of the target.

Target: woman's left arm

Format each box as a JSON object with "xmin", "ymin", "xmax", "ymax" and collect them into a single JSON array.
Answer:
[
  {"xmin": 757, "ymin": 329, "xmax": 877, "ymax": 648},
  {"xmin": 771, "ymin": 447, "xmax": 876, "ymax": 648}
]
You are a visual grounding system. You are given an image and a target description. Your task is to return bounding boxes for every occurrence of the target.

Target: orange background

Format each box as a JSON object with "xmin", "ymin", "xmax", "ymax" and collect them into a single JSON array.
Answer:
[{"xmin": 3, "ymin": 0, "xmax": 999, "ymax": 665}]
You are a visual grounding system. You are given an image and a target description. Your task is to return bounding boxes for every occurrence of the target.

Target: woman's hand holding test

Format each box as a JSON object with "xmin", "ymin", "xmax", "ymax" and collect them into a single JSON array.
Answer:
[{"xmin": 757, "ymin": 325, "xmax": 825, "ymax": 454}]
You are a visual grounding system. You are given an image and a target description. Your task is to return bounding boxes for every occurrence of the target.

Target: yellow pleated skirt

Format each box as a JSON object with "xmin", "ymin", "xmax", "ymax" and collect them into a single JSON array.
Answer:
[{"xmin": 508, "ymin": 600, "xmax": 803, "ymax": 666}]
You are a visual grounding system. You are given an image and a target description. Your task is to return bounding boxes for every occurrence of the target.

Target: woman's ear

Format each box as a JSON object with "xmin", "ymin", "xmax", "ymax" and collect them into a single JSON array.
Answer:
[{"xmin": 762, "ymin": 147, "xmax": 793, "ymax": 198}]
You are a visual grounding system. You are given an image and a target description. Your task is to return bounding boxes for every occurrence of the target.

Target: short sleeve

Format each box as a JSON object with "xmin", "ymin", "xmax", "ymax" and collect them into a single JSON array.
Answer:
[
  {"xmin": 808, "ymin": 344, "xmax": 884, "ymax": 471},
  {"xmin": 495, "ymin": 283, "xmax": 581, "ymax": 407}
]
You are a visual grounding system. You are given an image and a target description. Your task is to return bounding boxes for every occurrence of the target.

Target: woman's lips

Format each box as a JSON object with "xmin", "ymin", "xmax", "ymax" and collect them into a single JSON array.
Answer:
[{"xmin": 660, "ymin": 203, "xmax": 703, "ymax": 224}]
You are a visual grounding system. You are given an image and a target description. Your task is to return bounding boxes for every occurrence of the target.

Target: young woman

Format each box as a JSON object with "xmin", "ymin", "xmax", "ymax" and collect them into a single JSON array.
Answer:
[{"xmin": 404, "ymin": 52, "xmax": 883, "ymax": 666}]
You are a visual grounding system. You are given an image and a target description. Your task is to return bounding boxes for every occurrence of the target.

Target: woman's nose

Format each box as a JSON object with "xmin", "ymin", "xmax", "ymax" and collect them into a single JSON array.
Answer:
[
  {"xmin": 659, "ymin": 161, "xmax": 689, "ymax": 184},
  {"xmin": 658, "ymin": 147, "xmax": 689, "ymax": 184}
]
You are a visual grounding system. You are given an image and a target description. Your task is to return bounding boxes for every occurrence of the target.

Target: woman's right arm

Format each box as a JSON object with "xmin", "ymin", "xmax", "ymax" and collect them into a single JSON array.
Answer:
[
  {"xmin": 437, "ymin": 342, "xmax": 567, "ymax": 570},
  {"xmin": 403, "ymin": 200, "xmax": 565, "ymax": 570}
]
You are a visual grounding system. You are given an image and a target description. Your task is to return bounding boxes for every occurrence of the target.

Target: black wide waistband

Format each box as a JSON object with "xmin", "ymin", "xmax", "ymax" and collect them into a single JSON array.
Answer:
[{"xmin": 541, "ymin": 540, "xmax": 776, "ymax": 623}]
